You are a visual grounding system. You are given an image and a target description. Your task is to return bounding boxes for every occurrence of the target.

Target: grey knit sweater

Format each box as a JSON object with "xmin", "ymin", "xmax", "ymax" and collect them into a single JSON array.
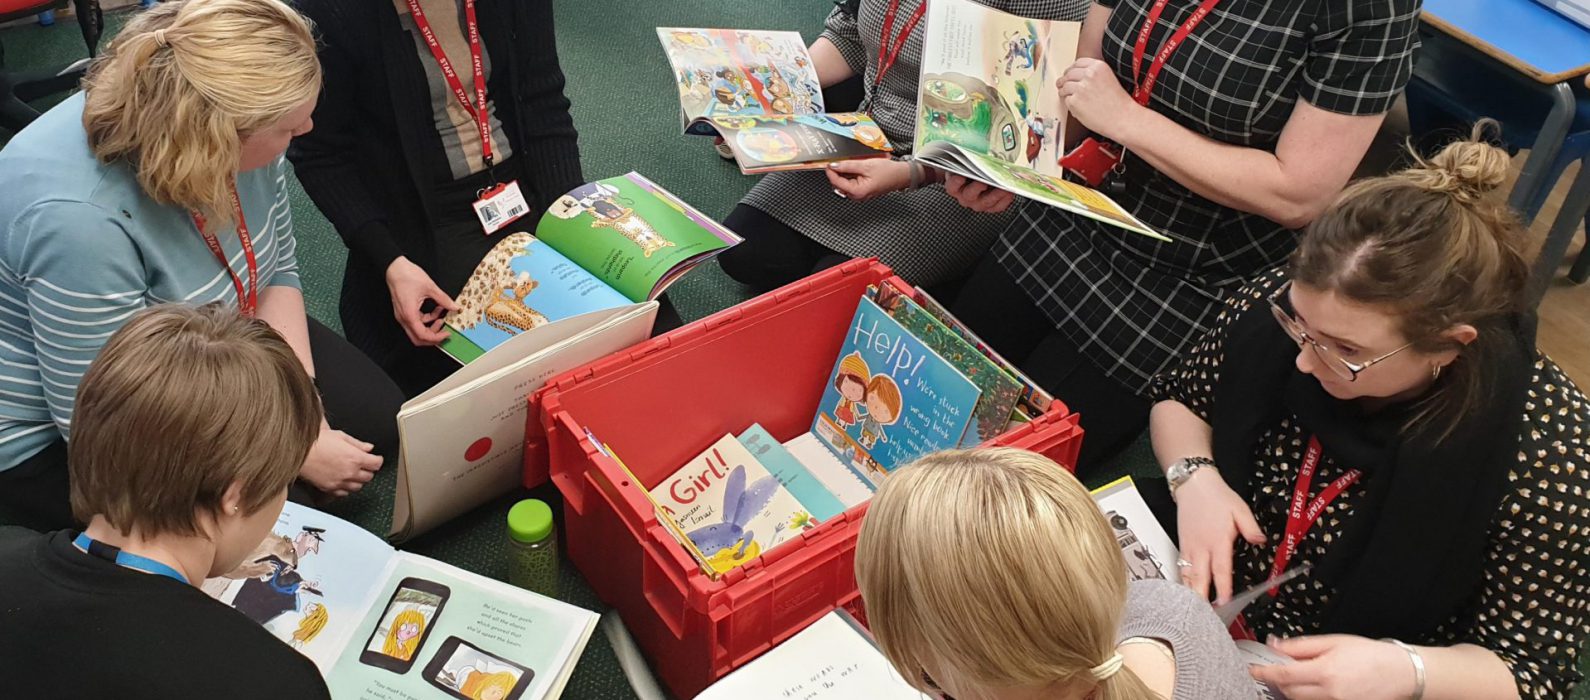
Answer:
[{"xmin": 1118, "ymin": 579, "xmax": 1266, "ymax": 699}]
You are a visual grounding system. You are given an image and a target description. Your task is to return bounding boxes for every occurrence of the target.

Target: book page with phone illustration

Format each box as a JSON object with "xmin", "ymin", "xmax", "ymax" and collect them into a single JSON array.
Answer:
[{"xmin": 325, "ymin": 556, "xmax": 597, "ymax": 700}]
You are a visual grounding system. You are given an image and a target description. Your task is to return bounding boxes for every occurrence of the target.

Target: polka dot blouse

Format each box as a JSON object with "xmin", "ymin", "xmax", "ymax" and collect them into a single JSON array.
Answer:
[{"xmin": 1151, "ymin": 271, "xmax": 1590, "ymax": 698}]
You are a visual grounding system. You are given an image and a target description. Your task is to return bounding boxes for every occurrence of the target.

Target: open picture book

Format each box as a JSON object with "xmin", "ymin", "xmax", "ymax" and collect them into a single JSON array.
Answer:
[
  {"xmin": 201, "ymin": 502, "xmax": 598, "ymax": 700},
  {"xmin": 439, "ymin": 172, "xmax": 739, "ymax": 364},
  {"xmin": 657, "ymin": 27, "xmax": 895, "ymax": 173},
  {"xmin": 695, "ymin": 610, "xmax": 929, "ymax": 700},
  {"xmin": 913, "ymin": 0, "xmax": 1165, "ymax": 241}
]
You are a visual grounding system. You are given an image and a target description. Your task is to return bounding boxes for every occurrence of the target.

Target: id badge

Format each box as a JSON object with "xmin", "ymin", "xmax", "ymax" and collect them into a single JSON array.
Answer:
[
  {"xmin": 1059, "ymin": 137, "xmax": 1125, "ymax": 188},
  {"xmin": 472, "ymin": 180, "xmax": 530, "ymax": 235}
]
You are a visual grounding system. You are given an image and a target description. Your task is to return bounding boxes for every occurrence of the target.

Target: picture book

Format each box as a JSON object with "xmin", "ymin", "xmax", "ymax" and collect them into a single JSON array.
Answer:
[
  {"xmin": 441, "ymin": 172, "xmax": 740, "ymax": 363},
  {"xmin": 738, "ymin": 423, "xmax": 848, "ymax": 522},
  {"xmin": 914, "ymin": 288, "xmax": 1055, "ymax": 419},
  {"xmin": 391, "ymin": 304, "xmax": 658, "ymax": 540},
  {"xmin": 707, "ymin": 112, "xmax": 894, "ymax": 174},
  {"xmin": 696, "ymin": 610, "xmax": 930, "ymax": 700},
  {"xmin": 868, "ymin": 284, "xmax": 1023, "ymax": 445},
  {"xmin": 1091, "ymin": 476, "xmax": 1179, "ymax": 582},
  {"xmin": 657, "ymin": 28, "xmax": 895, "ymax": 172},
  {"xmin": 912, "ymin": 0, "xmax": 1165, "ymax": 241},
  {"xmin": 812, "ymin": 297, "xmax": 982, "ymax": 485},
  {"xmin": 784, "ymin": 432, "xmax": 877, "ymax": 509},
  {"xmin": 203, "ymin": 502, "xmax": 597, "ymax": 699},
  {"xmin": 650, "ymin": 433, "xmax": 819, "ymax": 576}
]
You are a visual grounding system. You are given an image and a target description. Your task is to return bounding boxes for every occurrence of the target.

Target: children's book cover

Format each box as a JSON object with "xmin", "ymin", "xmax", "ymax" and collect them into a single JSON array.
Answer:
[
  {"xmin": 537, "ymin": 173, "xmax": 740, "ymax": 303},
  {"xmin": 869, "ymin": 284, "xmax": 1022, "ymax": 445},
  {"xmin": 812, "ymin": 297, "xmax": 981, "ymax": 485},
  {"xmin": 738, "ymin": 423, "xmax": 847, "ymax": 521},
  {"xmin": 708, "ymin": 112, "xmax": 893, "ymax": 173},
  {"xmin": 657, "ymin": 28, "xmax": 824, "ymax": 132},
  {"xmin": 914, "ymin": 288, "xmax": 1055, "ymax": 417},
  {"xmin": 442, "ymin": 233, "xmax": 634, "ymax": 364},
  {"xmin": 650, "ymin": 434, "xmax": 817, "ymax": 576}
]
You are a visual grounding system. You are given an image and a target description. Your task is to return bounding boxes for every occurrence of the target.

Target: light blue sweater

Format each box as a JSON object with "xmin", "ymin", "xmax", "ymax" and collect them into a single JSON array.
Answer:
[{"xmin": 0, "ymin": 93, "xmax": 301, "ymax": 470}]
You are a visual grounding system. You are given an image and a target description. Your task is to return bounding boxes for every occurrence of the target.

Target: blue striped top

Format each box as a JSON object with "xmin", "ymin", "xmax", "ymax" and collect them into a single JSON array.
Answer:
[{"xmin": 0, "ymin": 93, "xmax": 301, "ymax": 471}]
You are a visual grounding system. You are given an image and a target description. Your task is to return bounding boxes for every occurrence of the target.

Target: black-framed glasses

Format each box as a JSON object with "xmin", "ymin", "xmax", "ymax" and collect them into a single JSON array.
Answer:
[{"xmin": 1268, "ymin": 281, "xmax": 1411, "ymax": 382}]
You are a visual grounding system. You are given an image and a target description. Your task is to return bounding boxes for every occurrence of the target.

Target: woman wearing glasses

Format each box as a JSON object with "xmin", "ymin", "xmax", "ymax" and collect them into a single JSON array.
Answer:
[{"xmin": 1149, "ymin": 128, "xmax": 1590, "ymax": 699}]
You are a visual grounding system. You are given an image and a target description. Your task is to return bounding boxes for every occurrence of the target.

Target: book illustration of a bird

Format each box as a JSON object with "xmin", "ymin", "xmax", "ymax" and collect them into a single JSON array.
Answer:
[{"xmin": 688, "ymin": 465, "xmax": 781, "ymax": 570}]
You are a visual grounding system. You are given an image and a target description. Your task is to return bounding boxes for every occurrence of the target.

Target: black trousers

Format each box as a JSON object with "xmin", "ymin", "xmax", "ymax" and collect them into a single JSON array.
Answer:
[
  {"xmin": 950, "ymin": 255, "xmax": 1151, "ymax": 475},
  {"xmin": 718, "ymin": 203, "xmax": 853, "ymax": 294},
  {"xmin": 0, "ymin": 317, "xmax": 403, "ymax": 531}
]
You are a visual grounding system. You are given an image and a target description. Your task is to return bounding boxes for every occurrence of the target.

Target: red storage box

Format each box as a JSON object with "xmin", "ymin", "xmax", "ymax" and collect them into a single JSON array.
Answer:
[{"xmin": 532, "ymin": 260, "xmax": 1084, "ymax": 698}]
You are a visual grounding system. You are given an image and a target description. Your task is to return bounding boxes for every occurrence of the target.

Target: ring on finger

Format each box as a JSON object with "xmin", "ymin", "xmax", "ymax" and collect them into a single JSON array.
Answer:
[{"xmin": 1176, "ymin": 558, "xmax": 1194, "ymax": 568}]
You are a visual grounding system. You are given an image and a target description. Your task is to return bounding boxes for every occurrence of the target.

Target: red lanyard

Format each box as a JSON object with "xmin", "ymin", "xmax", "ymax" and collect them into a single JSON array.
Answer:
[
  {"xmin": 1269, "ymin": 436, "xmax": 1360, "ymax": 593},
  {"xmin": 1130, "ymin": 0, "xmax": 1221, "ymax": 107},
  {"xmin": 190, "ymin": 186, "xmax": 258, "ymax": 318},
  {"xmin": 874, "ymin": 0, "xmax": 927, "ymax": 92},
  {"xmin": 405, "ymin": 0, "xmax": 494, "ymax": 167}
]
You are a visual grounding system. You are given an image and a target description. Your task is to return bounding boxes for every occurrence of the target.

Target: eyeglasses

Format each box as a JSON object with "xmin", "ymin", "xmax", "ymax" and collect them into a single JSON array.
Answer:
[{"xmin": 1268, "ymin": 281, "xmax": 1411, "ymax": 382}]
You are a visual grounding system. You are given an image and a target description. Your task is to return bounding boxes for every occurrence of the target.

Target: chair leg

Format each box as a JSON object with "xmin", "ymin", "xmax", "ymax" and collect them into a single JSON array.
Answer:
[
  {"xmin": 1532, "ymin": 165, "xmax": 1590, "ymax": 305},
  {"xmin": 1569, "ymin": 211, "xmax": 1590, "ymax": 284}
]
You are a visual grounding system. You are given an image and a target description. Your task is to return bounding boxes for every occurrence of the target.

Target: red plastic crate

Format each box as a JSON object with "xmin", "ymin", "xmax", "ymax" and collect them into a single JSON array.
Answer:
[{"xmin": 531, "ymin": 260, "xmax": 1084, "ymax": 698}]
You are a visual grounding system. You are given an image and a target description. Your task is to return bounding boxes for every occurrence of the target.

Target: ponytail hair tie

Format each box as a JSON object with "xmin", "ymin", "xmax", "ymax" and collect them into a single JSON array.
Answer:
[
  {"xmin": 1089, "ymin": 653, "xmax": 1124, "ymax": 681},
  {"xmin": 152, "ymin": 28, "xmax": 171, "ymax": 47}
]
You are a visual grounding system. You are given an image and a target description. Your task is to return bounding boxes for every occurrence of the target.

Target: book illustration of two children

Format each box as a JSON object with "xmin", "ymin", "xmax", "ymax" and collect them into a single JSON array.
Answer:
[{"xmin": 830, "ymin": 351, "xmax": 903, "ymax": 451}]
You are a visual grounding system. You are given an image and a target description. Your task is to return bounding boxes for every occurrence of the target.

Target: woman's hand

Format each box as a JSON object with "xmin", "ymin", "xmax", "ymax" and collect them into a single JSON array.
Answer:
[
  {"xmin": 385, "ymin": 257, "xmax": 459, "ymax": 347},
  {"xmin": 1250, "ymin": 636, "xmax": 1419, "ymax": 700},
  {"xmin": 826, "ymin": 159, "xmax": 913, "ymax": 201},
  {"xmin": 1058, "ymin": 57, "xmax": 1144, "ymax": 142},
  {"xmin": 1174, "ymin": 468, "xmax": 1266, "ymax": 604},
  {"xmin": 300, "ymin": 426, "xmax": 382, "ymax": 497},
  {"xmin": 944, "ymin": 174, "xmax": 1015, "ymax": 214}
]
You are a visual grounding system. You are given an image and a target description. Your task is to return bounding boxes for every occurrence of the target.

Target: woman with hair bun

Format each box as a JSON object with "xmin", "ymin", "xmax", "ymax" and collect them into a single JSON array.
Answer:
[
  {"xmin": 0, "ymin": 0, "xmax": 404, "ymax": 528},
  {"xmin": 1152, "ymin": 127, "xmax": 1590, "ymax": 698}
]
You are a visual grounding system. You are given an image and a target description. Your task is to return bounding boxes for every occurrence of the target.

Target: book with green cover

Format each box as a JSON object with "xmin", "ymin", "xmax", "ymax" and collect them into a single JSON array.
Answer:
[
  {"xmin": 440, "ymin": 172, "xmax": 740, "ymax": 363},
  {"xmin": 868, "ymin": 284, "xmax": 1023, "ymax": 445}
]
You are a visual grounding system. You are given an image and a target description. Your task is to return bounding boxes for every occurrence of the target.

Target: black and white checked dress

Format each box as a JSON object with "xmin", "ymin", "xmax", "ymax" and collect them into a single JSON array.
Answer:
[
  {"xmin": 739, "ymin": 0, "xmax": 1091, "ymax": 287},
  {"xmin": 994, "ymin": 0, "xmax": 1421, "ymax": 394}
]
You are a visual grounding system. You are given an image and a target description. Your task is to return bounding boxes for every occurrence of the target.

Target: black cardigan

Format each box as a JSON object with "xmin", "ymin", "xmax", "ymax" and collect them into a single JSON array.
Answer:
[{"xmin": 287, "ymin": 0, "xmax": 583, "ymax": 273}]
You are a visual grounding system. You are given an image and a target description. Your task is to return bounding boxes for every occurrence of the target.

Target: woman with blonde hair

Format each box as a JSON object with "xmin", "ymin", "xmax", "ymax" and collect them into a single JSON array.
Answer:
[
  {"xmin": 0, "ymin": 0, "xmax": 404, "ymax": 528},
  {"xmin": 855, "ymin": 447, "xmax": 1259, "ymax": 699},
  {"xmin": 1153, "ymin": 128, "xmax": 1590, "ymax": 698}
]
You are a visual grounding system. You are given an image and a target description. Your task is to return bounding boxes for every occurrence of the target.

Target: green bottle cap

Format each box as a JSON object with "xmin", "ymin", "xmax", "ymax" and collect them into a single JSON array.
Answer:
[{"xmin": 507, "ymin": 499, "xmax": 555, "ymax": 544}]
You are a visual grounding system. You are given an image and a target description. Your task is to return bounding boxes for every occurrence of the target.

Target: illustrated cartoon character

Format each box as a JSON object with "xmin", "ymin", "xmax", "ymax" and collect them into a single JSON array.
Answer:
[
  {"xmin": 668, "ymin": 30, "xmax": 713, "ymax": 52},
  {"xmin": 290, "ymin": 603, "xmax": 329, "ymax": 648},
  {"xmin": 449, "ymin": 233, "xmax": 542, "ymax": 331},
  {"xmin": 709, "ymin": 68, "xmax": 749, "ymax": 113},
  {"xmin": 587, "ymin": 199, "xmax": 676, "ymax": 258},
  {"xmin": 460, "ymin": 670, "xmax": 518, "ymax": 700},
  {"xmin": 687, "ymin": 464, "xmax": 783, "ymax": 571},
  {"xmin": 858, "ymin": 375, "xmax": 902, "ymax": 449},
  {"xmin": 481, "ymin": 272, "xmax": 550, "ymax": 334},
  {"xmin": 1001, "ymin": 28, "xmax": 1040, "ymax": 75},
  {"xmin": 1108, "ymin": 512, "xmax": 1166, "ymax": 580},
  {"xmin": 831, "ymin": 352, "xmax": 870, "ymax": 427},
  {"xmin": 919, "ymin": 72, "xmax": 1021, "ymax": 161},
  {"xmin": 383, "ymin": 608, "xmax": 427, "ymax": 661},
  {"xmin": 228, "ymin": 526, "xmax": 325, "ymax": 626},
  {"xmin": 1025, "ymin": 115, "xmax": 1049, "ymax": 163},
  {"xmin": 824, "ymin": 113, "xmax": 862, "ymax": 127},
  {"xmin": 852, "ymin": 124, "xmax": 890, "ymax": 151}
]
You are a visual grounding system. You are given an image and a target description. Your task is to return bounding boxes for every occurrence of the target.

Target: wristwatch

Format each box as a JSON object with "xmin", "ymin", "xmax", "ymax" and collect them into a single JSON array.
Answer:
[{"xmin": 1166, "ymin": 456, "xmax": 1217, "ymax": 496}]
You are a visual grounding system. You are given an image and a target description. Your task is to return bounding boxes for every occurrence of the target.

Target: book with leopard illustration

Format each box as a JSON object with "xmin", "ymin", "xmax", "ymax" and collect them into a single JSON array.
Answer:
[{"xmin": 441, "ymin": 172, "xmax": 741, "ymax": 364}]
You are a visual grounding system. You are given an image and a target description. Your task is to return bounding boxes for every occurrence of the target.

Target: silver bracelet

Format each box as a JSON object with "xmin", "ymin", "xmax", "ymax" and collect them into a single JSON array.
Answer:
[
  {"xmin": 903, "ymin": 155, "xmax": 923, "ymax": 190},
  {"xmin": 1381, "ymin": 638, "xmax": 1427, "ymax": 700}
]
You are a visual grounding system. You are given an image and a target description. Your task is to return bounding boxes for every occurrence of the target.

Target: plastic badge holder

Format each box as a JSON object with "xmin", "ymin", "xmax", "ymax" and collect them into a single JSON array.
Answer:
[{"xmin": 531, "ymin": 259, "xmax": 1084, "ymax": 698}]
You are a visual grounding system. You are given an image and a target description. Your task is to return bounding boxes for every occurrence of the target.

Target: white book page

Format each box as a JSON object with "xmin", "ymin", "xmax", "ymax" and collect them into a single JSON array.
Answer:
[
  {"xmin": 785, "ymin": 432, "xmax": 875, "ymax": 507},
  {"xmin": 697, "ymin": 611, "xmax": 930, "ymax": 700}
]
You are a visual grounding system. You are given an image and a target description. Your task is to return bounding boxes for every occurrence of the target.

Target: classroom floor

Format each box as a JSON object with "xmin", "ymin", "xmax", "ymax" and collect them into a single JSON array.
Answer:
[{"xmin": 4, "ymin": 2, "xmax": 1590, "ymax": 698}]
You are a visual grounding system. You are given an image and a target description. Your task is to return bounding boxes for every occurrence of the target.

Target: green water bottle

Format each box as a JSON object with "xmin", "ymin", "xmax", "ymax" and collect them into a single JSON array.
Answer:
[{"xmin": 506, "ymin": 499, "xmax": 559, "ymax": 597}]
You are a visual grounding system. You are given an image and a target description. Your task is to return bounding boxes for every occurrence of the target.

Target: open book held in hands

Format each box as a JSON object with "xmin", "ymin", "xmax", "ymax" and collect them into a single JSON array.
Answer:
[
  {"xmin": 657, "ymin": 28, "xmax": 895, "ymax": 173},
  {"xmin": 913, "ymin": 0, "xmax": 1167, "ymax": 241},
  {"xmin": 202, "ymin": 503, "xmax": 598, "ymax": 700},
  {"xmin": 440, "ymin": 172, "xmax": 739, "ymax": 364}
]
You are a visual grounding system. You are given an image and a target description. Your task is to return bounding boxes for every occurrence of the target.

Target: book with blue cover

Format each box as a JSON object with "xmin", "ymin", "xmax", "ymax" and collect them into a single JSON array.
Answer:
[
  {"xmin": 811, "ymin": 297, "xmax": 982, "ymax": 485},
  {"xmin": 737, "ymin": 424, "xmax": 847, "ymax": 521}
]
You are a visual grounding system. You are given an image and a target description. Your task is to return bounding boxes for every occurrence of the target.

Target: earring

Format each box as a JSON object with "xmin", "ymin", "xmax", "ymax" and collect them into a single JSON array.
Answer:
[
  {"xmin": 1431, "ymin": 364, "xmax": 1443, "ymax": 381},
  {"xmin": 232, "ymin": 506, "xmax": 240, "ymax": 514}
]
